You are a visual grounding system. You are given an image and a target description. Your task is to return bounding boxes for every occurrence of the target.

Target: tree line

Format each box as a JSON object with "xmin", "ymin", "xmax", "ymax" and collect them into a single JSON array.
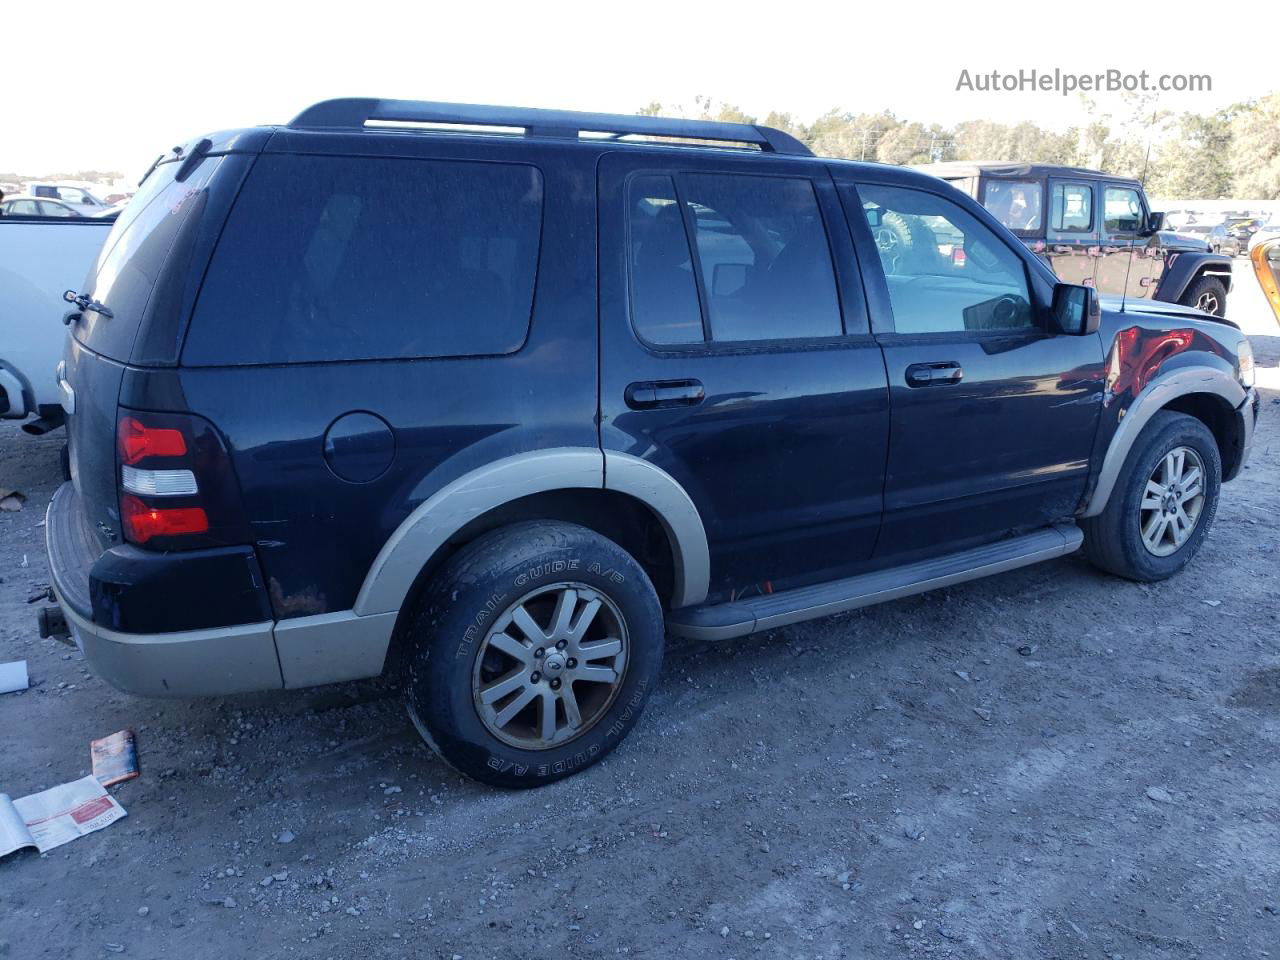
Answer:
[{"xmin": 639, "ymin": 92, "xmax": 1280, "ymax": 200}]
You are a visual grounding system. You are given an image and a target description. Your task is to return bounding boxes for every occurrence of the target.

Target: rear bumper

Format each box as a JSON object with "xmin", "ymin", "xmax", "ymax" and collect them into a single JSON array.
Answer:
[
  {"xmin": 46, "ymin": 480, "xmax": 283, "ymax": 696},
  {"xmin": 53, "ymin": 588, "xmax": 283, "ymax": 697},
  {"xmin": 45, "ymin": 481, "xmax": 396, "ymax": 696}
]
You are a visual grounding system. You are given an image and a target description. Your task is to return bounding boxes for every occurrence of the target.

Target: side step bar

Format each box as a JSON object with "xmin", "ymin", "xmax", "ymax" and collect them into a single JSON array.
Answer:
[{"xmin": 666, "ymin": 524, "xmax": 1083, "ymax": 641}]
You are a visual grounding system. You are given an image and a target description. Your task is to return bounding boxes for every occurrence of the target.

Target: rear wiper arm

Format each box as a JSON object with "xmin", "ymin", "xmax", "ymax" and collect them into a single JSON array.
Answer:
[{"xmin": 62, "ymin": 290, "xmax": 113, "ymax": 322}]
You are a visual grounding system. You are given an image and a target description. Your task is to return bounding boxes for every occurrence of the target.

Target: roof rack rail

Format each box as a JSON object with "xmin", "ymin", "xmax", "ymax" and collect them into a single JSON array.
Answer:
[{"xmin": 288, "ymin": 98, "xmax": 813, "ymax": 157}]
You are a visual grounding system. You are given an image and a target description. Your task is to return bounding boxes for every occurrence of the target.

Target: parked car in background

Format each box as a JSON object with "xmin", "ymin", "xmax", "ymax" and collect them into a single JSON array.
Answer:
[
  {"xmin": 26, "ymin": 182, "xmax": 112, "ymax": 213},
  {"xmin": 2, "ymin": 195, "xmax": 102, "ymax": 219},
  {"xmin": 915, "ymin": 162, "xmax": 1235, "ymax": 316},
  {"xmin": 0, "ymin": 214, "xmax": 114, "ymax": 428},
  {"xmin": 42, "ymin": 100, "xmax": 1258, "ymax": 788},
  {"xmin": 1248, "ymin": 215, "xmax": 1280, "ymax": 255},
  {"xmin": 1225, "ymin": 216, "xmax": 1266, "ymax": 248},
  {"xmin": 1178, "ymin": 223, "xmax": 1242, "ymax": 256}
]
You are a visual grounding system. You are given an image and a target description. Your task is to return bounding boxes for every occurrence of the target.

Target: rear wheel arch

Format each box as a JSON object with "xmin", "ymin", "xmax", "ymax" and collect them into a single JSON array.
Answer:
[
  {"xmin": 382, "ymin": 488, "xmax": 685, "ymax": 673},
  {"xmin": 357, "ymin": 449, "xmax": 709, "ymax": 672}
]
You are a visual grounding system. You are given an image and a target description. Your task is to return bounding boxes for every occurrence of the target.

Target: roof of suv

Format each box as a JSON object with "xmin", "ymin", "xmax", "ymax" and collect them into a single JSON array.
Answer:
[
  {"xmin": 914, "ymin": 160, "xmax": 1141, "ymax": 187},
  {"xmin": 189, "ymin": 99, "xmax": 986, "ymax": 199},
  {"xmin": 287, "ymin": 98, "xmax": 816, "ymax": 157}
]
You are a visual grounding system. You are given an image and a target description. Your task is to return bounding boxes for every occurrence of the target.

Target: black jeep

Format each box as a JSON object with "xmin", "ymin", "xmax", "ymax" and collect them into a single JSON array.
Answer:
[
  {"xmin": 915, "ymin": 162, "xmax": 1235, "ymax": 317},
  {"xmin": 44, "ymin": 100, "xmax": 1258, "ymax": 787}
]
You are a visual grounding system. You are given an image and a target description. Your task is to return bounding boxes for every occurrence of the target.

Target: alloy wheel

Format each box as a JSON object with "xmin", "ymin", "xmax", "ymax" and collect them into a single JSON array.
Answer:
[
  {"xmin": 472, "ymin": 583, "xmax": 628, "ymax": 749},
  {"xmin": 1139, "ymin": 445, "xmax": 1206, "ymax": 557}
]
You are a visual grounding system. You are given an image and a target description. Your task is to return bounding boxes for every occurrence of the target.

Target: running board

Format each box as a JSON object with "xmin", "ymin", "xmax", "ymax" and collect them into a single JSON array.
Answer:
[{"xmin": 666, "ymin": 523, "xmax": 1083, "ymax": 641}]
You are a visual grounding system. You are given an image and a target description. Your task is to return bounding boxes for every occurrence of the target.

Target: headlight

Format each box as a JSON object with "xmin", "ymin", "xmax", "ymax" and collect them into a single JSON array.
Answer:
[{"xmin": 1238, "ymin": 339, "xmax": 1256, "ymax": 388}]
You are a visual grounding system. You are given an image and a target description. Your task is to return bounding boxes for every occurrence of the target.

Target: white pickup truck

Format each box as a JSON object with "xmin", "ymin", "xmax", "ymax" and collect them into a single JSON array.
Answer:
[{"xmin": 1, "ymin": 216, "xmax": 114, "ymax": 431}]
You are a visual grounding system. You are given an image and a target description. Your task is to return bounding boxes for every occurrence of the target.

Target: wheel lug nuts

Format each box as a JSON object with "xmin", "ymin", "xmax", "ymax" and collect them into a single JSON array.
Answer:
[
  {"xmin": 534, "ymin": 648, "xmax": 544, "ymax": 658},
  {"xmin": 556, "ymin": 640, "xmax": 567, "ymax": 650},
  {"xmin": 530, "ymin": 671, "xmax": 541, "ymax": 683},
  {"xmin": 550, "ymin": 678, "xmax": 561, "ymax": 690},
  {"xmin": 567, "ymin": 658, "xmax": 577, "ymax": 669}
]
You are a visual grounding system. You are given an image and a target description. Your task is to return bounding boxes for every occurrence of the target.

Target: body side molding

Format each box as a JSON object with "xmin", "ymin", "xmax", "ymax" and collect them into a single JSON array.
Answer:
[
  {"xmin": 1080, "ymin": 366, "xmax": 1247, "ymax": 518},
  {"xmin": 353, "ymin": 447, "xmax": 712, "ymax": 616},
  {"xmin": 354, "ymin": 447, "xmax": 604, "ymax": 616}
]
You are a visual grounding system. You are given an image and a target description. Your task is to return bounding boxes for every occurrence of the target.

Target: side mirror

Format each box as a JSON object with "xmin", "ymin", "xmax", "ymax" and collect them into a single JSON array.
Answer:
[
  {"xmin": 1142, "ymin": 210, "xmax": 1165, "ymax": 236},
  {"xmin": 1051, "ymin": 282, "xmax": 1101, "ymax": 336},
  {"xmin": 1251, "ymin": 238, "xmax": 1280, "ymax": 325}
]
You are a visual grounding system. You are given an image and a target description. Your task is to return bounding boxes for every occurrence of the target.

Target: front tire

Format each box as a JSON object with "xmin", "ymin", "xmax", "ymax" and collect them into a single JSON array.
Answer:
[
  {"xmin": 1081, "ymin": 411, "xmax": 1221, "ymax": 582},
  {"xmin": 1180, "ymin": 275, "xmax": 1228, "ymax": 317},
  {"xmin": 404, "ymin": 521, "xmax": 664, "ymax": 788}
]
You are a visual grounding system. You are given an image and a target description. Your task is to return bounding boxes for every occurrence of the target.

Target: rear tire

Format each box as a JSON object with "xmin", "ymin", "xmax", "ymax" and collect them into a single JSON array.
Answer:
[
  {"xmin": 1180, "ymin": 275, "xmax": 1228, "ymax": 317},
  {"xmin": 403, "ymin": 520, "xmax": 664, "ymax": 788},
  {"xmin": 1081, "ymin": 411, "xmax": 1221, "ymax": 582}
]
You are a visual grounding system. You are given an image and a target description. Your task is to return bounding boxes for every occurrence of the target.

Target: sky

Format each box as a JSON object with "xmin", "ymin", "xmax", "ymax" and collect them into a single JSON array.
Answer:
[{"xmin": 2, "ymin": 0, "xmax": 1271, "ymax": 180}]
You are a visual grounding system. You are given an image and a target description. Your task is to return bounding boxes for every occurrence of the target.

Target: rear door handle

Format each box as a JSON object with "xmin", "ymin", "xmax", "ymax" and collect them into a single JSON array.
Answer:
[
  {"xmin": 625, "ymin": 379, "xmax": 705, "ymax": 409},
  {"xmin": 905, "ymin": 362, "xmax": 963, "ymax": 387}
]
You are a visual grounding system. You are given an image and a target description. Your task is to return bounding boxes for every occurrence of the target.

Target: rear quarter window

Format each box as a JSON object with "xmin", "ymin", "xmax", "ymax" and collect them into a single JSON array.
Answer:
[
  {"xmin": 182, "ymin": 154, "xmax": 544, "ymax": 366},
  {"xmin": 74, "ymin": 157, "xmax": 224, "ymax": 361}
]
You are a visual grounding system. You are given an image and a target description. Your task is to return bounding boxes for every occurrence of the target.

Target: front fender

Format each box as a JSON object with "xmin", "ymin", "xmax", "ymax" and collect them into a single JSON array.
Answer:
[
  {"xmin": 1155, "ymin": 251, "xmax": 1234, "ymax": 302},
  {"xmin": 1079, "ymin": 364, "xmax": 1246, "ymax": 517}
]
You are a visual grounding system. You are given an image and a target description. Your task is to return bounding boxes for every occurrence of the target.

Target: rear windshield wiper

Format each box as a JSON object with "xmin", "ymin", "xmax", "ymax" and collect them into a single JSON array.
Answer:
[{"xmin": 62, "ymin": 290, "xmax": 113, "ymax": 322}]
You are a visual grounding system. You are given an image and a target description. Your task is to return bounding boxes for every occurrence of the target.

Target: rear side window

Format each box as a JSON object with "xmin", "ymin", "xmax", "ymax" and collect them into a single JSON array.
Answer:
[
  {"xmin": 982, "ymin": 179, "xmax": 1043, "ymax": 233},
  {"xmin": 1050, "ymin": 182, "xmax": 1093, "ymax": 232},
  {"xmin": 184, "ymin": 155, "xmax": 543, "ymax": 365},
  {"xmin": 75, "ymin": 155, "xmax": 225, "ymax": 361},
  {"xmin": 628, "ymin": 176, "xmax": 704, "ymax": 344},
  {"xmin": 627, "ymin": 172, "xmax": 842, "ymax": 345}
]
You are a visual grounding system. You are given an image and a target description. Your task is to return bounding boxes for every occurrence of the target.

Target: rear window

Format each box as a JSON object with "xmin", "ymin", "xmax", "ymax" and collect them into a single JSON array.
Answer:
[
  {"xmin": 183, "ymin": 154, "xmax": 544, "ymax": 366},
  {"xmin": 74, "ymin": 157, "xmax": 223, "ymax": 361},
  {"xmin": 982, "ymin": 179, "xmax": 1043, "ymax": 234}
]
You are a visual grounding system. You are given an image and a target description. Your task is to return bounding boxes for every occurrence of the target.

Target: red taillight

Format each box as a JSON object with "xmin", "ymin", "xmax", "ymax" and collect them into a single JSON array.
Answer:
[
  {"xmin": 118, "ymin": 416, "xmax": 187, "ymax": 465},
  {"xmin": 120, "ymin": 495, "xmax": 209, "ymax": 544}
]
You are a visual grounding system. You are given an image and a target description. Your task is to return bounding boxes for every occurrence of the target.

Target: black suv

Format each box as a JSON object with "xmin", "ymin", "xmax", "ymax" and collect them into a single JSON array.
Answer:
[
  {"xmin": 45, "ymin": 100, "xmax": 1259, "ymax": 787},
  {"xmin": 915, "ymin": 162, "xmax": 1236, "ymax": 317}
]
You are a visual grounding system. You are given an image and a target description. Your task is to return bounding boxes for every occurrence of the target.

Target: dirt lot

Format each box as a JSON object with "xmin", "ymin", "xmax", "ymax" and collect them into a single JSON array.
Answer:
[{"xmin": 2, "ymin": 264, "xmax": 1279, "ymax": 960}]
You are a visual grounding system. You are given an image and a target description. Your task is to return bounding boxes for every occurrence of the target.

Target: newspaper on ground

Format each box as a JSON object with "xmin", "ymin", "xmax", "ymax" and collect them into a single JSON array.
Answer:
[
  {"xmin": 0, "ymin": 659, "xmax": 28, "ymax": 694},
  {"xmin": 0, "ymin": 775, "xmax": 127, "ymax": 859},
  {"xmin": 91, "ymin": 729, "xmax": 139, "ymax": 786}
]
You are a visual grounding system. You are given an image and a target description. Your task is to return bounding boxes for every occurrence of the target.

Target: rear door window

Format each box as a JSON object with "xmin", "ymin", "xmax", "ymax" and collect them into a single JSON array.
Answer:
[
  {"xmin": 183, "ymin": 155, "xmax": 544, "ymax": 365},
  {"xmin": 1049, "ymin": 182, "xmax": 1093, "ymax": 233},
  {"xmin": 982, "ymin": 179, "xmax": 1043, "ymax": 234},
  {"xmin": 627, "ymin": 171, "xmax": 843, "ymax": 344}
]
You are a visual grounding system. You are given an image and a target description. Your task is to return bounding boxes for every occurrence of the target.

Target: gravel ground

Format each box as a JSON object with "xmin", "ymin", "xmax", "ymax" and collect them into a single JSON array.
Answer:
[{"xmin": 2, "ymin": 261, "xmax": 1279, "ymax": 959}]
